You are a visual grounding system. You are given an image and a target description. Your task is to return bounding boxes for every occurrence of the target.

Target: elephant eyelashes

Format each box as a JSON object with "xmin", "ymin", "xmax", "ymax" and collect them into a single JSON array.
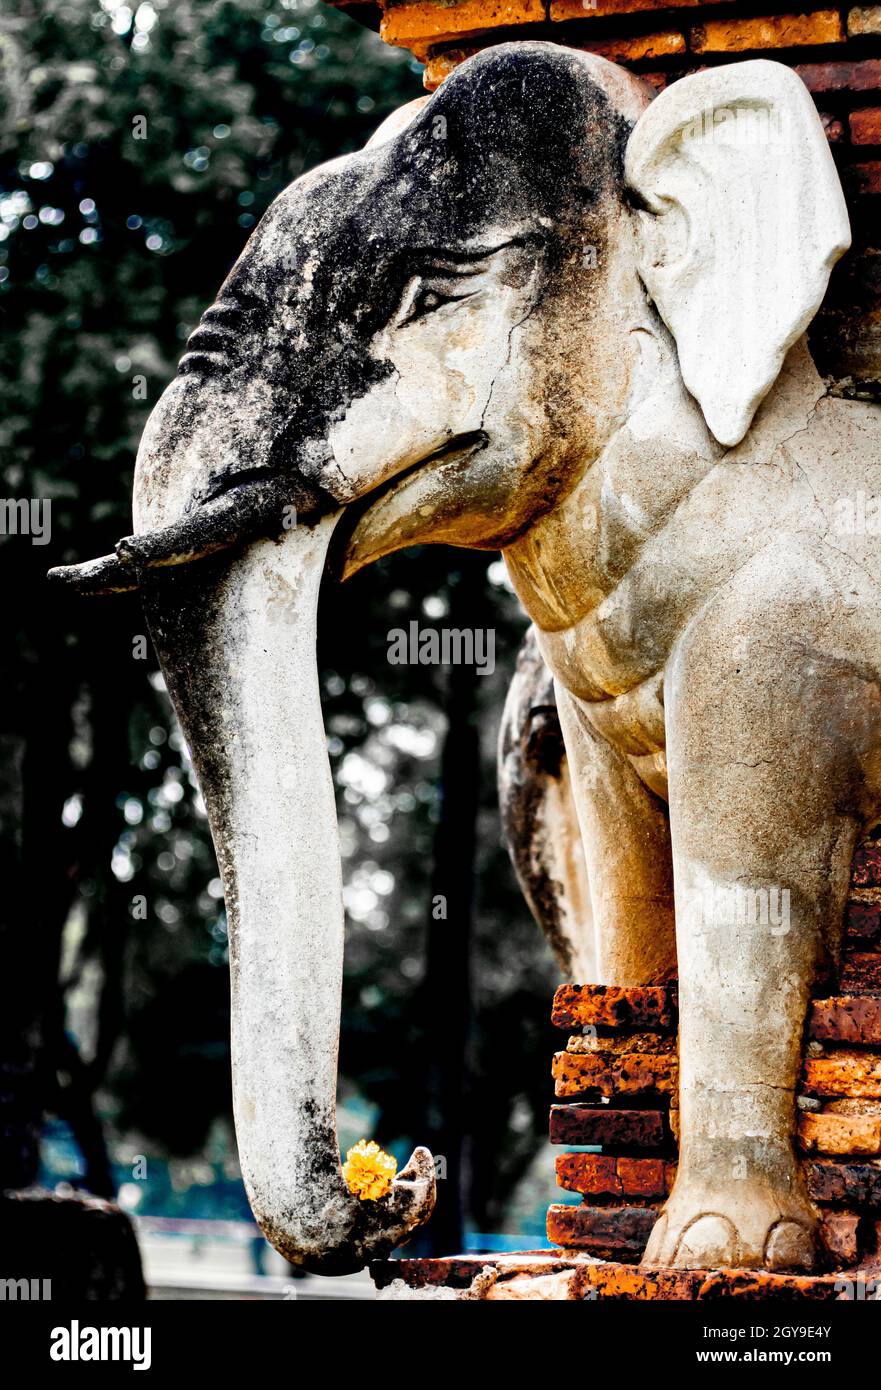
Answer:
[
  {"xmin": 395, "ymin": 276, "xmax": 479, "ymax": 328},
  {"xmin": 393, "ymin": 239, "xmax": 530, "ymax": 329}
]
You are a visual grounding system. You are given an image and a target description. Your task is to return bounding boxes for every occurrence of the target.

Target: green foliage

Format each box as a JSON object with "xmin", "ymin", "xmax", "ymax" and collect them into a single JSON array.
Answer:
[{"xmin": 1, "ymin": 0, "xmax": 418, "ymax": 548}]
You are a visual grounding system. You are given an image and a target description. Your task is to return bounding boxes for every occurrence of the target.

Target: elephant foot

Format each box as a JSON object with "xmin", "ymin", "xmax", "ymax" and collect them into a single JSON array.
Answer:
[{"xmin": 641, "ymin": 1171, "xmax": 818, "ymax": 1273}]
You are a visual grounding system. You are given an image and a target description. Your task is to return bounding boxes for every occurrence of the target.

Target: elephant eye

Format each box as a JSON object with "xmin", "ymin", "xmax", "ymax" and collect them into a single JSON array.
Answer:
[
  {"xmin": 407, "ymin": 288, "xmax": 448, "ymax": 321},
  {"xmin": 396, "ymin": 277, "xmax": 478, "ymax": 327}
]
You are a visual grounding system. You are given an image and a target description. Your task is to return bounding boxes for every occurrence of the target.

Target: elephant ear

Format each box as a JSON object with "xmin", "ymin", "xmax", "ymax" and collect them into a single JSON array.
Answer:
[
  {"xmin": 625, "ymin": 60, "xmax": 850, "ymax": 447},
  {"xmin": 365, "ymin": 96, "xmax": 430, "ymax": 149}
]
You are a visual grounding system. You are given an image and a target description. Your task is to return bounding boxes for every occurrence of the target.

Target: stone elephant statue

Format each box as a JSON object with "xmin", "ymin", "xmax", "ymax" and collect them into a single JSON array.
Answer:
[{"xmin": 53, "ymin": 39, "xmax": 875, "ymax": 1276}]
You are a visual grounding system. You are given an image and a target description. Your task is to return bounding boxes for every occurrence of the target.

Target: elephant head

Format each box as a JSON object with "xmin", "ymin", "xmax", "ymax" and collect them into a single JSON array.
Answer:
[{"xmin": 50, "ymin": 43, "xmax": 848, "ymax": 1274}]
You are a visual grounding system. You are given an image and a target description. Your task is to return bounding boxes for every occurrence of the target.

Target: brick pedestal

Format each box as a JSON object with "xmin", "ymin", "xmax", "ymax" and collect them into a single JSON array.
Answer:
[
  {"xmin": 372, "ymin": 835, "xmax": 881, "ymax": 1298},
  {"xmin": 543, "ymin": 834, "xmax": 881, "ymax": 1294}
]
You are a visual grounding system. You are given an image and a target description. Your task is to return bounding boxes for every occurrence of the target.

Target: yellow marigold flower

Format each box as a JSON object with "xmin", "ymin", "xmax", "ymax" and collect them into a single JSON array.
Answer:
[{"xmin": 343, "ymin": 1139, "xmax": 397, "ymax": 1201}]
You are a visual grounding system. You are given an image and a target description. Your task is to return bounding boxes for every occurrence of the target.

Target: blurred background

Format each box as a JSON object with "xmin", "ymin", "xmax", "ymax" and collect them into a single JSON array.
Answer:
[{"xmin": 0, "ymin": 0, "xmax": 570, "ymax": 1297}]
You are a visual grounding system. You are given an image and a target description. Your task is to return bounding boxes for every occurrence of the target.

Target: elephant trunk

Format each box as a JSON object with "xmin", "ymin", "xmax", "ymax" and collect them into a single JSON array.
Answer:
[
  {"xmin": 47, "ymin": 470, "xmax": 336, "ymax": 596},
  {"xmin": 141, "ymin": 514, "xmax": 435, "ymax": 1274}
]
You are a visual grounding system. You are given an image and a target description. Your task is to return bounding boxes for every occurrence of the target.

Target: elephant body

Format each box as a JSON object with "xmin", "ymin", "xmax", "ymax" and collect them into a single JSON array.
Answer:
[
  {"xmin": 501, "ymin": 354, "xmax": 881, "ymax": 1268},
  {"xmin": 53, "ymin": 41, "xmax": 879, "ymax": 1275}
]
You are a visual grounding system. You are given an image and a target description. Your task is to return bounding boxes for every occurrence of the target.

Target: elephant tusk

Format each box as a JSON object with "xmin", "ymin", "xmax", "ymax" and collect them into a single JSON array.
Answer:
[
  {"xmin": 47, "ymin": 552, "xmax": 141, "ymax": 596},
  {"xmin": 48, "ymin": 471, "xmax": 338, "ymax": 597}
]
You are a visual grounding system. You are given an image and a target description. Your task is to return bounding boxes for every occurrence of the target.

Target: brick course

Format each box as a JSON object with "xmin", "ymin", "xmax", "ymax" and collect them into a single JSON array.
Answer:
[{"xmin": 692, "ymin": 12, "xmax": 844, "ymax": 53}]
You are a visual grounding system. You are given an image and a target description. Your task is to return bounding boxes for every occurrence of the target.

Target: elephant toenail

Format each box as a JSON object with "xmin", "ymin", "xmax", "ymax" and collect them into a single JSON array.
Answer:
[
  {"xmin": 674, "ymin": 1214, "xmax": 738, "ymax": 1269},
  {"xmin": 764, "ymin": 1221, "xmax": 816, "ymax": 1272}
]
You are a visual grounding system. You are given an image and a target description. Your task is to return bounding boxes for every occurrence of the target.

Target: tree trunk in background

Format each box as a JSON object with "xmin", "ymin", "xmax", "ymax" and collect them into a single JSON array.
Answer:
[
  {"xmin": 0, "ymin": 724, "xmax": 41, "ymax": 1192},
  {"xmin": 421, "ymin": 557, "xmax": 486, "ymax": 1256},
  {"xmin": 0, "ymin": 577, "xmax": 121, "ymax": 1199}
]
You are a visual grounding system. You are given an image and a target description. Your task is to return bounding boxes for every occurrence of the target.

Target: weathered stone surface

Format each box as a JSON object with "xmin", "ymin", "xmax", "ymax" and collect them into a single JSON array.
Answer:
[
  {"xmin": 805, "ymin": 1158, "xmax": 881, "ymax": 1206},
  {"xmin": 809, "ymin": 995, "xmax": 881, "ymax": 1045},
  {"xmin": 798, "ymin": 1110, "xmax": 881, "ymax": 1155},
  {"xmin": 485, "ymin": 1269, "xmax": 584, "ymax": 1299},
  {"xmin": 1, "ymin": 1188, "xmax": 145, "ymax": 1301},
  {"xmin": 552, "ymin": 984, "xmax": 677, "ymax": 1032},
  {"xmin": 547, "ymin": 1202, "xmax": 658, "ymax": 1259},
  {"xmin": 553, "ymin": 1050, "xmax": 678, "ymax": 1099},
  {"xmin": 693, "ymin": 13, "xmax": 844, "ymax": 54},
  {"xmin": 804, "ymin": 1051, "xmax": 881, "ymax": 1098},
  {"xmin": 556, "ymin": 1152, "xmax": 675, "ymax": 1200},
  {"xmin": 549, "ymin": 1104, "xmax": 670, "ymax": 1149}
]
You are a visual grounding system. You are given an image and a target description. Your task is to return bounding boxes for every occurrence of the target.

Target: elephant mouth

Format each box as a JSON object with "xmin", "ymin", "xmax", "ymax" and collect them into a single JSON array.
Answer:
[
  {"xmin": 47, "ymin": 430, "xmax": 489, "ymax": 598},
  {"xmin": 335, "ymin": 429, "xmax": 490, "ymax": 580}
]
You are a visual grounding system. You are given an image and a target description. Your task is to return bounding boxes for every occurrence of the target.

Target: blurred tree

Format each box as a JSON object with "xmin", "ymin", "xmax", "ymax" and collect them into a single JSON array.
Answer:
[{"xmin": 0, "ymin": 0, "xmax": 559, "ymax": 1244}]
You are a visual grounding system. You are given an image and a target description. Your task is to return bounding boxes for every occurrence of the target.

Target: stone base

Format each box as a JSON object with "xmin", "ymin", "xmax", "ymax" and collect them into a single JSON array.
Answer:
[
  {"xmin": 370, "ymin": 1250, "xmax": 881, "ymax": 1300},
  {"xmin": 1, "ymin": 1187, "xmax": 145, "ymax": 1300}
]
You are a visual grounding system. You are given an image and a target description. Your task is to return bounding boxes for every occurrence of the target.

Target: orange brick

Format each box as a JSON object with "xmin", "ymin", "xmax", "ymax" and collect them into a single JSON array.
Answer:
[
  {"xmin": 852, "ymin": 841, "xmax": 881, "ymax": 884},
  {"xmin": 803, "ymin": 1051, "xmax": 881, "ymax": 1099},
  {"xmin": 841, "ymin": 951, "xmax": 881, "ymax": 991},
  {"xmin": 845, "ymin": 899, "xmax": 881, "ymax": 944},
  {"xmin": 552, "ymin": 983, "xmax": 677, "ymax": 1031},
  {"xmin": 577, "ymin": 30, "xmax": 685, "ymax": 61},
  {"xmin": 851, "ymin": 107, "xmax": 881, "ymax": 143},
  {"xmin": 550, "ymin": 0, "xmax": 719, "ymax": 20},
  {"xmin": 553, "ymin": 1050, "xmax": 678, "ymax": 1099},
  {"xmin": 381, "ymin": 0, "xmax": 543, "ymax": 48},
  {"xmin": 422, "ymin": 45, "xmax": 480, "ymax": 89},
  {"xmin": 692, "ymin": 12, "xmax": 844, "ymax": 54},
  {"xmin": 810, "ymin": 996, "xmax": 881, "ymax": 1045},
  {"xmin": 806, "ymin": 1158, "xmax": 881, "ymax": 1206},
  {"xmin": 549, "ymin": 1104, "xmax": 670, "ymax": 1148},
  {"xmin": 582, "ymin": 1262, "xmax": 848, "ymax": 1298},
  {"xmin": 556, "ymin": 1153, "xmax": 619, "ymax": 1198},
  {"xmin": 799, "ymin": 1110, "xmax": 881, "ymax": 1155},
  {"xmin": 618, "ymin": 1155, "xmax": 676, "ymax": 1199},
  {"xmin": 848, "ymin": 6, "xmax": 881, "ymax": 37},
  {"xmin": 555, "ymin": 1153, "xmax": 674, "ymax": 1200},
  {"xmin": 547, "ymin": 1203, "xmax": 658, "ymax": 1260},
  {"xmin": 796, "ymin": 58, "xmax": 881, "ymax": 94},
  {"xmin": 818, "ymin": 1211, "xmax": 861, "ymax": 1267}
]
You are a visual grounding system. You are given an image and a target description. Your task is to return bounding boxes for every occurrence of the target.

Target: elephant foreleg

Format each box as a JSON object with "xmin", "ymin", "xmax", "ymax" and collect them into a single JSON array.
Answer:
[
  {"xmin": 555, "ymin": 683, "xmax": 677, "ymax": 986},
  {"xmin": 644, "ymin": 581, "xmax": 865, "ymax": 1272}
]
